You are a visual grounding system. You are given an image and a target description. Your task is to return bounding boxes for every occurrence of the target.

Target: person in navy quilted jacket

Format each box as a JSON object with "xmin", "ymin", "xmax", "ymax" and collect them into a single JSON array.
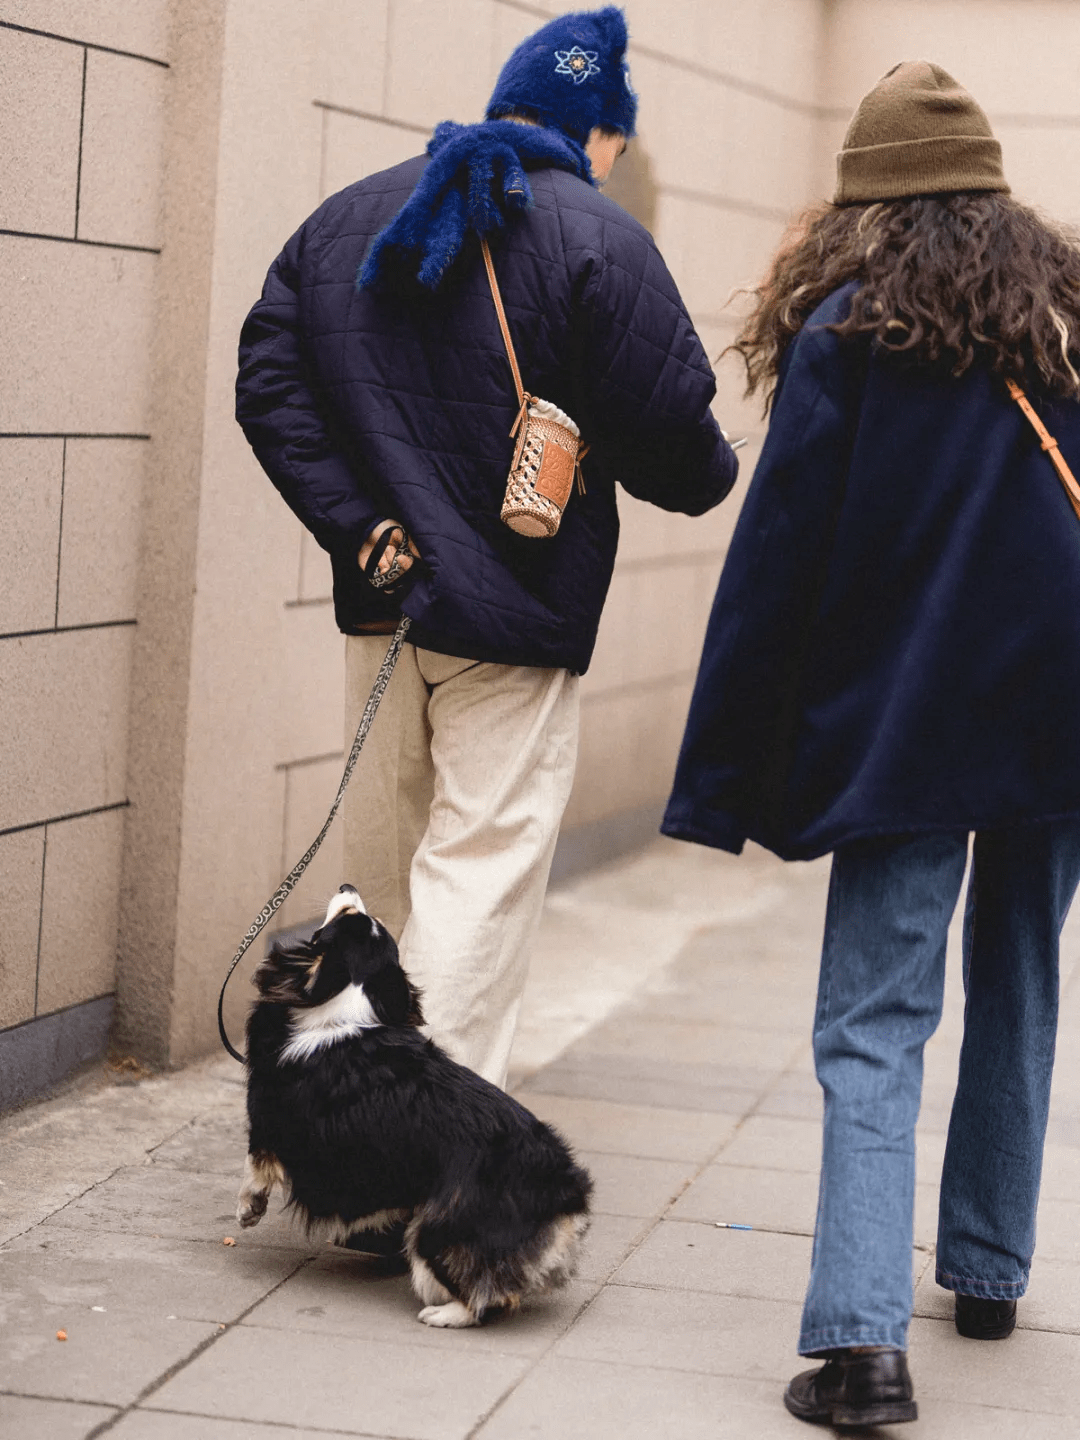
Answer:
[{"xmin": 236, "ymin": 6, "xmax": 737, "ymax": 1110}]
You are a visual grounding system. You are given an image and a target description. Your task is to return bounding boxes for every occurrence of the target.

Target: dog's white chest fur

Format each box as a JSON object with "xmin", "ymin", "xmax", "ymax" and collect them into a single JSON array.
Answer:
[{"xmin": 280, "ymin": 983, "xmax": 381, "ymax": 1063}]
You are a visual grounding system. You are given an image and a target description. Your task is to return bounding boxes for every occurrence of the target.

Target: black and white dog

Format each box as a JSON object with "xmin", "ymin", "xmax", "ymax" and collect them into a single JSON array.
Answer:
[{"xmin": 236, "ymin": 886, "xmax": 592, "ymax": 1327}]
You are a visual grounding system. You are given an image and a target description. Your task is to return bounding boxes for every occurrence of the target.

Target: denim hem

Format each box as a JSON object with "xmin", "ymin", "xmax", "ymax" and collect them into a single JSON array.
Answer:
[
  {"xmin": 935, "ymin": 1266, "xmax": 1028, "ymax": 1298},
  {"xmin": 798, "ymin": 1323, "xmax": 907, "ymax": 1357}
]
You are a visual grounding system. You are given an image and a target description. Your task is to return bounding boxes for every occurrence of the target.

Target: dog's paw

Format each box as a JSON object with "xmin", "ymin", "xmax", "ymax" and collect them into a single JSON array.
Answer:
[
  {"xmin": 236, "ymin": 1191, "xmax": 268, "ymax": 1228},
  {"xmin": 417, "ymin": 1301, "xmax": 477, "ymax": 1329}
]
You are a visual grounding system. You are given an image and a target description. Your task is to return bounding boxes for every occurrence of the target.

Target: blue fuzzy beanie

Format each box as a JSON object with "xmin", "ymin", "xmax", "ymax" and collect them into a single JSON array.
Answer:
[
  {"xmin": 487, "ymin": 6, "xmax": 637, "ymax": 143},
  {"xmin": 360, "ymin": 7, "xmax": 636, "ymax": 293}
]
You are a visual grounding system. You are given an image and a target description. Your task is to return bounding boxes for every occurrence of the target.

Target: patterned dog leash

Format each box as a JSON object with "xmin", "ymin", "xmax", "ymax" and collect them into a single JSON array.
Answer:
[{"xmin": 217, "ymin": 615, "xmax": 412, "ymax": 1063}]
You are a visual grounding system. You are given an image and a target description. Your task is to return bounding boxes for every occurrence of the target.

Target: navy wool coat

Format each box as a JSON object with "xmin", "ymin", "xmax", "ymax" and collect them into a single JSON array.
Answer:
[
  {"xmin": 663, "ymin": 283, "xmax": 1080, "ymax": 859},
  {"xmin": 236, "ymin": 157, "xmax": 736, "ymax": 673}
]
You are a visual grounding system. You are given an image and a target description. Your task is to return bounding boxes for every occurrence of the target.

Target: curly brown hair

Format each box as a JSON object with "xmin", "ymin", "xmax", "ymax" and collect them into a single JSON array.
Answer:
[{"xmin": 734, "ymin": 193, "xmax": 1080, "ymax": 412}]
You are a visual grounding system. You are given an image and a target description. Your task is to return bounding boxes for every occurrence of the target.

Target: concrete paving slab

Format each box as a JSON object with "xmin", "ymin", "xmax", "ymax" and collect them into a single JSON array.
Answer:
[
  {"xmin": 566, "ymin": 1014, "xmax": 805, "ymax": 1073},
  {"xmin": 668, "ymin": 1162, "xmax": 818, "ymax": 1234},
  {"xmin": 913, "ymin": 1255, "xmax": 1080, "ymax": 1334},
  {"xmin": 612, "ymin": 1218, "xmax": 814, "ymax": 1304},
  {"xmin": 0, "ymin": 1224, "xmax": 304, "ymax": 1324},
  {"xmin": 717, "ymin": 1115, "xmax": 823, "ymax": 1172},
  {"xmin": 0, "ymin": 1394, "xmax": 115, "ymax": 1439},
  {"xmin": 510, "ymin": 839, "xmax": 793, "ymax": 1078},
  {"xmin": 110, "ymin": 1414, "xmax": 372, "ymax": 1440},
  {"xmin": 554, "ymin": 1284, "xmax": 804, "ymax": 1381},
  {"xmin": 620, "ymin": 975, "xmax": 818, "ymax": 1032},
  {"xmin": 908, "ymin": 1316, "xmax": 1080, "ymax": 1415},
  {"xmin": 145, "ymin": 1107, "xmax": 248, "ymax": 1176},
  {"xmin": 41, "ymin": 1167, "xmax": 317, "ymax": 1254},
  {"xmin": 573, "ymin": 1150, "xmax": 699, "ymax": 1218},
  {"xmin": 512, "ymin": 1090, "xmax": 739, "ymax": 1162},
  {"xmin": 474, "ymin": 1357, "xmax": 788, "ymax": 1440},
  {"xmin": 146, "ymin": 1323, "xmax": 530, "ymax": 1440},
  {"xmin": 241, "ymin": 1247, "xmax": 599, "ymax": 1357},
  {"xmin": 572, "ymin": 1212, "xmax": 653, "ymax": 1283},
  {"xmin": 4, "ymin": 838, "xmax": 1080, "ymax": 1437},
  {"xmin": 914, "ymin": 1181, "xmax": 944, "ymax": 1249},
  {"xmin": 526, "ymin": 1051, "xmax": 764, "ymax": 1115},
  {"xmin": 1045, "ymin": 1112, "xmax": 1080, "ymax": 1148},
  {"xmin": 885, "ymin": 1400, "xmax": 1079, "ymax": 1439},
  {"xmin": 1025, "ymin": 1196, "xmax": 1080, "ymax": 1263},
  {"xmin": 0, "ymin": 1306, "xmax": 215, "ymax": 1407},
  {"xmin": 0, "ymin": 1062, "xmax": 243, "ymax": 1244}
]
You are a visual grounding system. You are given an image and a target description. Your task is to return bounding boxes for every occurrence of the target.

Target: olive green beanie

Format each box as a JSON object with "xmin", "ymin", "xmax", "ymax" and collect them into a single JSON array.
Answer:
[{"xmin": 834, "ymin": 61, "xmax": 1009, "ymax": 204}]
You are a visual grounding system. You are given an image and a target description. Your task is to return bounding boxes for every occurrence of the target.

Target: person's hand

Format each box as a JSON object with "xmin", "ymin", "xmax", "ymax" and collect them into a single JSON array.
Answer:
[{"xmin": 358, "ymin": 519, "xmax": 420, "ymax": 581}]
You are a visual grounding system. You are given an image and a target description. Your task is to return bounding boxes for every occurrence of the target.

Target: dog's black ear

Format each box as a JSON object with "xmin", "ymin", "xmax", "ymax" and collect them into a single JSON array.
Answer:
[{"xmin": 365, "ymin": 965, "xmax": 422, "ymax": 1027}]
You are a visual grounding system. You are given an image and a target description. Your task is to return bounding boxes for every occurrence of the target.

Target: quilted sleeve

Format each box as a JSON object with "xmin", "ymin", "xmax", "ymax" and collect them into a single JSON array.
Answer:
[
  {"xmin": 574, "ymin": 227, "xmax": 738, "ymax": 515},
  {"xmin": 235, "ymin": 222, "xmax": 382, "ymax": 556}
]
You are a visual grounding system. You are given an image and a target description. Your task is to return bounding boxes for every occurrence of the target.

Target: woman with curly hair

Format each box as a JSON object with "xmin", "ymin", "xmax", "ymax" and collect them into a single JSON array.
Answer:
[{"xmin": 664, "ymin": 62, "xmax": 1080, "ymax": 1427}]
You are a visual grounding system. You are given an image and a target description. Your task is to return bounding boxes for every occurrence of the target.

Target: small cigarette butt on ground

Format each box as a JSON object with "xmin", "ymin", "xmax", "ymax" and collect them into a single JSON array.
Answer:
[
  {"xmin": 714, "ymin": 1222, "xmax": 754, "ymax": 1231},
  {"xmin": 223, "ymin": 1236, "xmax": 236, "ymax": 1246},
  {"xmin": 56, "ymin": 1330, "xmax": 67, "ymax": 1341}
]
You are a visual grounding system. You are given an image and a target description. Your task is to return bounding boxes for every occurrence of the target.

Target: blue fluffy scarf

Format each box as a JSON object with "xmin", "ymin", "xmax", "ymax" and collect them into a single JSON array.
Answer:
[{"xmin": 359, "ymin": 120, "xmax": 594, "ymax": 292}]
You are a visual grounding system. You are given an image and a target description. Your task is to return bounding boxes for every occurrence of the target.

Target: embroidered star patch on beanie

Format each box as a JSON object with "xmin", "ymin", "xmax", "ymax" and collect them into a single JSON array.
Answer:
[{"xmin": 486, "ymin": 6, "xmax": 637, "ymax": 143}]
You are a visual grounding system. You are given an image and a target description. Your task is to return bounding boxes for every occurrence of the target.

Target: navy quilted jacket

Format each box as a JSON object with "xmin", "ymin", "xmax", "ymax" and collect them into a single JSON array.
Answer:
[{"xmin": 236, "ymin": 156, "xmax": 737, "ymax": 672}]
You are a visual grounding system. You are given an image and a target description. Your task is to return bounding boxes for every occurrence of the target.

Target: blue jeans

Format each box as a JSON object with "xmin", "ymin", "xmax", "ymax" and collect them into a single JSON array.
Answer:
[{"xmin": 799, "ymin": 822, "xmax": 1080, "ymax": 1356}]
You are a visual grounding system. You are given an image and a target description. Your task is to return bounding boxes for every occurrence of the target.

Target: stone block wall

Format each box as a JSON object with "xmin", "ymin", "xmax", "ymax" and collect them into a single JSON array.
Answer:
[{"xmin": 0, "ymin": 5, "xmax": 168, "ymax": 1101}]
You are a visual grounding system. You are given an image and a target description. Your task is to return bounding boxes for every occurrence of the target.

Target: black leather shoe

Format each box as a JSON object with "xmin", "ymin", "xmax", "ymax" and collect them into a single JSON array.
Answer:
[
  {"xmin": 955, "ymin": 1294, "xmax": 1017, "ymax": 1340},
  {"xmin": 784, "ymin": 1349, "xmax": 917, "ymax": 1428}
]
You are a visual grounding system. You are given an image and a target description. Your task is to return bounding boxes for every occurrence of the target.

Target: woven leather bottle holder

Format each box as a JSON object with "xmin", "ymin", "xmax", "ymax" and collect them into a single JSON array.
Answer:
[
  {"xmin": 1008, "ymin": 379, "xmax": 1080, "ymax": 523},
  {"xmin": 481, "ymin": 237, "xmax": 588, "ymax": 538}
]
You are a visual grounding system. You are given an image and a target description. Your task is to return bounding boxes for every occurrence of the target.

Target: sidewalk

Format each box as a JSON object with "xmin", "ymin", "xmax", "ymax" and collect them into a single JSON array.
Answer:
[{"xmin": 2, "ymin": 838, "xmax": 1079, "ymax": 1439}]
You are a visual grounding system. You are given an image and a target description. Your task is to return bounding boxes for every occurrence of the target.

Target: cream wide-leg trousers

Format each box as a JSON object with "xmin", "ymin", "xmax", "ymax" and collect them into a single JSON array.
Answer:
[{"xmin": 342, "ymin": 636, "xmax": 580, "ymax": 1087}]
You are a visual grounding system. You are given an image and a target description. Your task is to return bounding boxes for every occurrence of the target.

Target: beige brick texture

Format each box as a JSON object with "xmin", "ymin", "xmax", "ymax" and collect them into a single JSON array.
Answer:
[
  {"xmin": 320, "ymin": 111, "xmax": 425, "ymax": 202},
  {"xmin": 0, "ymin": 2, "xmax": 170, "ymax": 61},
  {"xmin": 313, "ymin": 0, "xmax": 388, "ymax": 114},
  {"xmin": 278, "ymin": 606, "xmax": 346, "ymax": 765},
  {"xmin": 0, "ymin": 438, "xmax": 64, "ymax": 635},
  {"xmin": 0, "ymin": 235, "xmax": 156, "ymax": 434},
  {"xmin": 78, "ymin": 49, "xmax": 166, "ymax": 248},
  {"xmin": 0, "ymin": 27, "xmax": 83, "ymax": 236},
  {"xmin": 383, "ymin": 0, "xmax": 494, "ymax": 128},
  {"xmin": 0, "ymin": 628, "xmax": 132, "ymax": 833},
  {"xmin": 36, "ymin": 807, "xmax": 125, "ymax": 1014},
  {"xmin": 56, "ymin": 439, "xmax": 145, "ymax": 628},
  {"xmin": 0, "ymin": 829, "xmax": 45, "ymax": 1029}
]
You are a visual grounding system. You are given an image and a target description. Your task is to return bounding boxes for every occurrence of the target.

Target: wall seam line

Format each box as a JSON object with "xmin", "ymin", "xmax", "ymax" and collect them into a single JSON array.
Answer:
[
  {"xmin": 0, "ymin": 619, "xmax": 137, "ymax": 643},
  {"xmin": 0, "ymin": 433, "xmax": 151, "ymax": 441},
  {"xmin": 0, "ymin": 20, "xmax": 169, "ymax": 68},
  {"xmin": 0, "ymin": 229, "xmax": 161, "ymax": 255},
  {"xmin": 381, "ymin": 0, "xmax": 394, "ymax": 115},
  {"xmin": 275, "ymin": 751, "xmax": 344, "ymax": 773},
  {"xmin": 0, "ymin": 991, "xmax": 116, "ymax": 1040},
  {"xmin": 311, "ymin": 99, "xmax": 429, "ymax": 137},
  {"xmin": 54, "ymin": 439, "xmax": 66, "ymax": 626},
  {"xmin": 0, "ymin": 802, "xmax": 130, "ymax": 842},
  {"xmin": 33, "ymin": 827, "xmax": 48, "ymax": 1015},
  {"xmin": 73, "ymin": 47, "xmax": 87, "ymax": 239}
]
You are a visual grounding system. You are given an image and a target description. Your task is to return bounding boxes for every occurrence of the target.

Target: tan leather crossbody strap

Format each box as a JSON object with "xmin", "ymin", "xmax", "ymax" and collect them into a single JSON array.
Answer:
[
  {"xmin": 1007, "ymin": 378, "xmax": 1080, "ymax": 523},
  {"xmin": 480, "ymin": 237, "xmax": 527, "ymax": 422}
]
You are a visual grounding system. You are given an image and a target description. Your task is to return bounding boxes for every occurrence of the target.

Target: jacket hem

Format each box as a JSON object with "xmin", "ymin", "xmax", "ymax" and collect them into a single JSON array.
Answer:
[{"xmin": 661, "ymin": 804, "xmax": 1080, "ymax": 862}]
